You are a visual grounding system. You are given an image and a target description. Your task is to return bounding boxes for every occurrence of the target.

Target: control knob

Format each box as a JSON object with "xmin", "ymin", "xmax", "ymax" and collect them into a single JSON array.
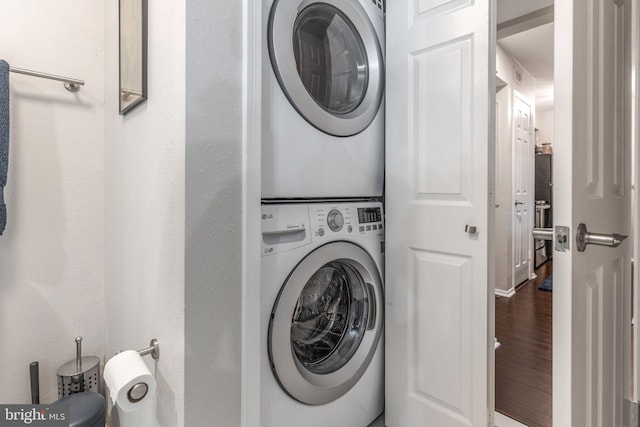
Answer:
[{"xmin": 326, "ymin": 209, "xmax": 344, "ymax": 232}]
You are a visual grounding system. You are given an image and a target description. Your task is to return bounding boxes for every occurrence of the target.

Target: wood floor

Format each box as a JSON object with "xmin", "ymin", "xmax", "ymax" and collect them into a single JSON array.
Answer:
[{"xmin": 495, "ymin": 262, "xmax": 553, "ymax": 427}]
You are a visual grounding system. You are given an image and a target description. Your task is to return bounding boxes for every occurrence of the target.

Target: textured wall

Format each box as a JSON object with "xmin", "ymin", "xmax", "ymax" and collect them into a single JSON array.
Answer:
[
  {"xmin": 0, "ymin": 0, "xmax": 105, "ymax": 404},
  {"xmin": 103, "ymin": 0, "xmax": 185, "ymax": 425},
  {"xmin": 185, "ymin": 0, "xmax": 244, "ymax": 425}
]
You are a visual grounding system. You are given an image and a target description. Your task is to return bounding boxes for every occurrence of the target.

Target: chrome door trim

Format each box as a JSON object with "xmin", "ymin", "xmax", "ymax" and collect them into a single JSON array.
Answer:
[
  {"xmin": 268, "ymin": 0, "xmax": 384, "ymax": 137},
  {"xmin": 268, "ymin": 241, "xmax": 384, "ymax": 405}
]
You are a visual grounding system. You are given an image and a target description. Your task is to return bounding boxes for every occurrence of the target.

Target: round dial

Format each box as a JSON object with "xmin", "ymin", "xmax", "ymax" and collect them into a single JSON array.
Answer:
[{"xmin": 327, "ymin": 209, "xmax": 345, "ymax": 232}]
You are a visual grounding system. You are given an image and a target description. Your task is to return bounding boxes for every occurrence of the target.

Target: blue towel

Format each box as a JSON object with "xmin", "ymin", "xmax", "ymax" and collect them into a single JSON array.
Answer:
[
  {"xmin": 0, "ymin": 59, "xmax": 8, "ymax": 235},
  {"xmin": 538, "ymin": 275, "xmax": 552, "ymax": 292}
]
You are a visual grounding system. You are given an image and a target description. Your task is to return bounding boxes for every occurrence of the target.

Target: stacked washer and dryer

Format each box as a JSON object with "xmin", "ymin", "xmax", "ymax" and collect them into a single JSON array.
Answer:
[{"xmin": 260, "ymin": 0, "xmax": 386, "ymax": 426}]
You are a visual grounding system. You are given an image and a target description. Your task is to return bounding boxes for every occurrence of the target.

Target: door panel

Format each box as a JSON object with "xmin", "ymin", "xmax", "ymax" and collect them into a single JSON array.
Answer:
[
  {"xmin": 512, "ymin": 93, "xmax": 532, "ymax": 286},
  {"xmin": 414, "ymin": 37, "xmax": 471, "ymax": 199},
  {"xmin": 554, "ymin": 0, "xmax": 630, "ymax": 425},
  {"xmin": 411, "ymin": 250, "xmax": 471, "ymax": 415},
  {"xmin": 385, "ymin": 0, "xmax": 493, "ymax": 425}
]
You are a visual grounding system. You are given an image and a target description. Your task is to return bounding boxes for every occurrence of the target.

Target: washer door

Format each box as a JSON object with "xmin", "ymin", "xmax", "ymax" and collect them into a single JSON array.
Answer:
[
  {"xmin": 268, "ymin": 0, "xmax": 384, "ymax": 137},
  {"xmin": 269, "ymin": 242, "xmax": 383, "ymax": 405}
]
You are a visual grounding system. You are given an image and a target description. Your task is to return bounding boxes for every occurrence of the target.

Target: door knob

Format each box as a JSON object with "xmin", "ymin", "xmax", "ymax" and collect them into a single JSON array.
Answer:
[
  {"xmin": 465, "ymin": 225, "xmax": 477, "ymax": 234},
  {"xmin": 576, "ymin": 223, "xmax": 628, "ymax": 252},
  {"xmin": 532, "ymin": 228, "xmax": 553, "ymax": 241},
  {"xmin": 514, "ymin": 201, "xmax": 524, "ymax": 206}
]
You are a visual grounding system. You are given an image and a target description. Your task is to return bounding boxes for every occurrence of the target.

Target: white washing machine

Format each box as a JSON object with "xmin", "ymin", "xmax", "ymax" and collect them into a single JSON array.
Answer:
[
  {"xmin": 262, "ymin": 0, "xmax": 385, "ymax": 199},
  {"xmin": 261, "ymin": 201, "xmax": 384, "ymax": 427}
]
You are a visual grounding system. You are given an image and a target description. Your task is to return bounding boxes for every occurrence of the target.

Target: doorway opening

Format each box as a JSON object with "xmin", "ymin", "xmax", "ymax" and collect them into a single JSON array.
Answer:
[{"xmin": 494, "ymin": 1, "xmax": 554, "ymax": 426}]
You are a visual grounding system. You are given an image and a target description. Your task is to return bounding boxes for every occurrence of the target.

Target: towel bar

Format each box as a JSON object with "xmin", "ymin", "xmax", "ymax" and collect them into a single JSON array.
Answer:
[{"xmin": 9, "ymin": 66, "xmax": 84, "ymax": 92}]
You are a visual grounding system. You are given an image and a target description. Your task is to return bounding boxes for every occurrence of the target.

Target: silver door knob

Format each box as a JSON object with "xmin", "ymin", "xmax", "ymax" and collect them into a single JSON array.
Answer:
[
  {"xmin": 465, "ymin": 225, "xmax": 477, "ymax": 234},
  {"xmin": 576, "ymin": 223, "xmax": 628, "ymax": 252},
  {"xmin": 532, "ymin": 228, "xmax": 554, "ymax": 241},
  {"xmin": 514, "ymin": 201, "xmax": 524, "ymax": 206}
]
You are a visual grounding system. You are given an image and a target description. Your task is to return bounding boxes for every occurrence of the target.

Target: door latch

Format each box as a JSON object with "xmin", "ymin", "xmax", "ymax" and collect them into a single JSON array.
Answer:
[{"xmin": 555, "ymin": 226, "xmax": 570, "ymax": 252}]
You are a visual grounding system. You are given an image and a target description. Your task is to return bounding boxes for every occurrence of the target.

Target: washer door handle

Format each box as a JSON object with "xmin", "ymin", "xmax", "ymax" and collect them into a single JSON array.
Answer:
[{"xmin": 366, "ymin": 282, "xmax": 377, "ymax": 330}]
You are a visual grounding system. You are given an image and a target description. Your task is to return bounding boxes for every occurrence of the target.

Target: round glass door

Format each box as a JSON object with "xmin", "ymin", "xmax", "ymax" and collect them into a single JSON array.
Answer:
[
  {"xmin": 293, "ymin": 4, "xmax": 368, "ymax": 115},
  {"xmin": 268, "ymin": 0, "xmax": 384, "ymax": 136},
  {"xmin": 268, "ymin": 242, "xmax": 383, "ymax": 405},
  {"xmin": 290, "ymin": 261, "xmax": 369, "ymax": 375}
]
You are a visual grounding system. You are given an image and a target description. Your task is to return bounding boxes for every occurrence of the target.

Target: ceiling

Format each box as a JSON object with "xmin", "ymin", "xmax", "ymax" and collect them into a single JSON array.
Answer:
[
  {"xmin": 497, "ymin": 0, "xmax": 553, "ymax": 25},
  {"xmin": 497, "ymin": 0, "xmax": 554, "ymax": 109}
]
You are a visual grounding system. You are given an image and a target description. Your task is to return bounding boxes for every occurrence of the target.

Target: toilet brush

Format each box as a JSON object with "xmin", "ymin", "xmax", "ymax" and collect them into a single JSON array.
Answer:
[
  {"xmin": 29, "ymin": 361, "xmax": 39, "ymax": 404},
  {"xmin": 56, "ymin": 336, "xmax": 100, "ymax": 398}
]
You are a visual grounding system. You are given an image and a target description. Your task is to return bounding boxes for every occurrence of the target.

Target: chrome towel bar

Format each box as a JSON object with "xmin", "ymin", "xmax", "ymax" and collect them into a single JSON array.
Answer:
[{"xmin": 9, "ymin": 66, "xmax": 84, "ymax": 92}]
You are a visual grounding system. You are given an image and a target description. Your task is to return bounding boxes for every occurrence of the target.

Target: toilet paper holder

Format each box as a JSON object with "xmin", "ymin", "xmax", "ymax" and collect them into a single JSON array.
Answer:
[
  {"xmin": 136, "ymin": 339, "xmax": 160, "ymax": 360},
  {"xmin": 117, "ymin": 338, "xmax": 160, "ymax": 360}
]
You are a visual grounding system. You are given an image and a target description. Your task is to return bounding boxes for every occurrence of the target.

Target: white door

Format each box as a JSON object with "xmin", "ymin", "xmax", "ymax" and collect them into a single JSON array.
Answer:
[
  {"xmin": 512, "ymin": 92, "xmax": 533, "ymax": 286},
  {"xmin": 385, "ymin": 0, "xmax": 493, "ymax": 425},
  {"xmin": 554, "ymin": 0, "xmax": 631, "ymax": 425}
]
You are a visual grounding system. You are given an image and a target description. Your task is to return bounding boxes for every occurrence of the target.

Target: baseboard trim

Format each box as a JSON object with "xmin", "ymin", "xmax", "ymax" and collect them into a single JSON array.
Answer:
[{"xmin": 495, "ymin": 287, "xmax": 516, "ymax": 298}]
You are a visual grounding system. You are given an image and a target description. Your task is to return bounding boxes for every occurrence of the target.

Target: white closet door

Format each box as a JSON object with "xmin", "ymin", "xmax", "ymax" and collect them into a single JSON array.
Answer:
[{"xmin": 385, "ymin": 0, "xmax": 494, "ymax": 425}]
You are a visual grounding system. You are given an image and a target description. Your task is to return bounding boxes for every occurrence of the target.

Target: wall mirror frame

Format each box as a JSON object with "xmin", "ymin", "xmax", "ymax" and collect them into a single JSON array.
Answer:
[{"xmin": 119, "ymin": 0, "xmax": 148, "ymax": 115}]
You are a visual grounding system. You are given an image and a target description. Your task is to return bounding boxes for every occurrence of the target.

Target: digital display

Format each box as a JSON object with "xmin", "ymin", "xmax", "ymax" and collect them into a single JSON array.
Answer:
[{"xmin": 358, "ymin": 207, "xmax": 382, "ymax": 224}]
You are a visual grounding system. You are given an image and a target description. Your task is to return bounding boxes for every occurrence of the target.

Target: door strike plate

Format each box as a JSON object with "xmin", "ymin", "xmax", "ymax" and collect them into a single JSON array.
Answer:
[{"xmin": 555, "ymin": 225, "xmax": 570, "ymax": 252}]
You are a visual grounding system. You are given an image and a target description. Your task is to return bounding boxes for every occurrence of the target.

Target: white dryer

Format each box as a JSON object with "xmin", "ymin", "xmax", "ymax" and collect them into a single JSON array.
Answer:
[
  {"xmin": 261, "ymin": 201, "xmax": 384, "ymax": 427},
  {"xmin": 262, "ymin": 0, "xmax": 385, "ymax": 199}
]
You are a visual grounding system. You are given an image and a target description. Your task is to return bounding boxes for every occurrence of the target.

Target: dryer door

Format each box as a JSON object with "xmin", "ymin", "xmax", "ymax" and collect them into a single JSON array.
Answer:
[
  {"xmin": 269, "ymin": 242, "xmax": 383, "ymax": 405},
  {"xmin": 268, "ymin": 0, "xmax": 384, "ymax": 137}
]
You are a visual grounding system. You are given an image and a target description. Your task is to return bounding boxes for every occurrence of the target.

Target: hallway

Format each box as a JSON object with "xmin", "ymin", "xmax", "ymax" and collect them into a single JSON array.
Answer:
[{"xmin": 495, "ymin": 262, "xmax": 553, "ymax": 427}]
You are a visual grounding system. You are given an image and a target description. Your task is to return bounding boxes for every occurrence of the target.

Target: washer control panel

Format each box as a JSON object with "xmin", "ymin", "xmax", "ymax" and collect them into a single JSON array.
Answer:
[
  {"xmin": 309, "ymin": 202, "xmax": 384, "ymax": 240},
  {"xmin": 261, "ymin": 202, "xmax": 384, "ymax": 256}
]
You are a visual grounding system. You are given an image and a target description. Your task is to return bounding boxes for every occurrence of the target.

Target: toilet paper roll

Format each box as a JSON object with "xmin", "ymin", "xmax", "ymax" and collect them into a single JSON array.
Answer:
[{"xmin": 104, "ymin": 350, "xmax": 157, "ymax": 413}]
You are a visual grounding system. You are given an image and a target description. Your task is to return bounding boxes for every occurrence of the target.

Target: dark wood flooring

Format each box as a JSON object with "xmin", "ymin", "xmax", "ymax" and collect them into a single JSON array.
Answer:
[{"xmin": 495, "ymin": 262, "xmax": 553, "ymax": 427}]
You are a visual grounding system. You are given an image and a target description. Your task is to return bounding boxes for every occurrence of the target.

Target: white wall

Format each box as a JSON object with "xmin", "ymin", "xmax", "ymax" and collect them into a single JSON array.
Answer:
[
  {"xmin": 0, "ymin": 0, "xmax": 104, "ymax": 404},
  {"xmin": 104, "ymin": 0, "xmax": 185, "ymax": 425},
  {"xmin": 535, "ymin": 108, "xmax": 554, "ymax": 146},
  {"xmin": 497, "ymin": 44, "xmax": 536, "ymax": 101},
  {"xmin": 494, "ymin": 86, "xmax": 513, "ymax": 295}
]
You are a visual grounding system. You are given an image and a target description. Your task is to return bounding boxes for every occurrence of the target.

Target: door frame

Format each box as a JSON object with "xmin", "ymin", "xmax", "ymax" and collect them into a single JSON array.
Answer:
[
  {"xmin": 633, "ymin": 0, "xmax": 640, "ymax": 405},
  {"xmin": 242, "ymin": 0, "xmax": 264, "ymax": 424}
]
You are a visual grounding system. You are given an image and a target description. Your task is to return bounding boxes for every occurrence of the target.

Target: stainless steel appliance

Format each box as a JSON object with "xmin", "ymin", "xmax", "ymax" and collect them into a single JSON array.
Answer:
[{"xmin": 534, "ymin": 153, "xmax": 553, "ymax": 267}]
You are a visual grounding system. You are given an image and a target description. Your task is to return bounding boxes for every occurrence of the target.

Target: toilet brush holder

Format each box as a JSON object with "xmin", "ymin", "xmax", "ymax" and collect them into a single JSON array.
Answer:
[{"xmin": 57, "ymin": 336, "xmax": 100, "ymax": 398}]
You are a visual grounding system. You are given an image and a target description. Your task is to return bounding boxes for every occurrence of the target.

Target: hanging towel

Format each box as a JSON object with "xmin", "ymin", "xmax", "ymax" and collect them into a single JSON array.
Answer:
[{"xmin": 0, "ymin": 60, "xmax": 9, "ymax": 235}]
